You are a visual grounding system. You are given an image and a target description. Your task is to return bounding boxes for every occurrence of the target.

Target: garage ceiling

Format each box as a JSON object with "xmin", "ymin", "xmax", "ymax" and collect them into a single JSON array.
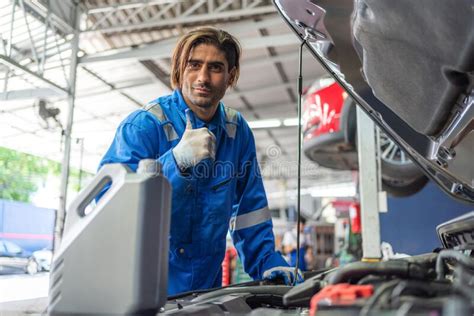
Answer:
[{"xmin": 0, "ymin": 0, "xmax": 355, "ymax": 197}]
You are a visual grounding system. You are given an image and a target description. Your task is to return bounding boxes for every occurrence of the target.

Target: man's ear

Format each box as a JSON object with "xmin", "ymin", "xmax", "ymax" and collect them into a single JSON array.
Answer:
[{"xmin": 227, "ymin": 67, "xmax": 237, "ymax": 88}]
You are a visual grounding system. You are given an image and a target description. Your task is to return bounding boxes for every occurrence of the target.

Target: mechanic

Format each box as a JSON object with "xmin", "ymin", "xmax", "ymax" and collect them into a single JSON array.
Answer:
[
  {"xmin": 99, "ymin": 27, "xmax": 303, "ymax": 295},
  {"xmin": 282, "ymin": 217, "xmax": 307, "ymax": 271}
]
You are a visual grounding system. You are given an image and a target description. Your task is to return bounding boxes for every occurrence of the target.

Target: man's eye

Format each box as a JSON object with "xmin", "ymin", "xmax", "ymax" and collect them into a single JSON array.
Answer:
[
  {"xmin": 210, "ymin": 65, "xmax": 223, "ymax": 72},
  {"xmin": 188, "ymin": 62, "xmax": 200, "ymax": 69}
]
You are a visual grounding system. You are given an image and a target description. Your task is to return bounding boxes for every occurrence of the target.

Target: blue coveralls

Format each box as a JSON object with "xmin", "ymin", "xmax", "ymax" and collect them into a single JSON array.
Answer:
[{"xmin": 99, "ymin": 90, "xmax": 289, "ymax": 295}]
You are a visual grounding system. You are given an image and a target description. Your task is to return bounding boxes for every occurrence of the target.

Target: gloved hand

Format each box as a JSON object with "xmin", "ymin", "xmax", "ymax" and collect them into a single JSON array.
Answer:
[
  {"xmin": 172, "ymin": 109, "xmax": 216, "ymax": 171},
  {"xmin": 263, "ymin": 266, "xmax": 304, "ymax": 285}
]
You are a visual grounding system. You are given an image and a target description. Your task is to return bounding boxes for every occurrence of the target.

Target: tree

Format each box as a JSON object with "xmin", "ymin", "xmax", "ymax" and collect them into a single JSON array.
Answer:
[
  {"xmin": 0, "ymin": 147, "xmax": 60, "ymax": 202},
  {"xmin": 0, "ymin": 146, "xmax": 93, "ymax": 203}
]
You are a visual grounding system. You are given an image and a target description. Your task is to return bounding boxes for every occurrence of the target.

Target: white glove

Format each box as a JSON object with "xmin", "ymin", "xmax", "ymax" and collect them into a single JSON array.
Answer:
[
  {"xmin": 172, "ymin": 109, "xmax": 216, "ymax": 170},
  {"xmin": 263, "ymin": 266, "xmax": 304, "ymax": 285}
]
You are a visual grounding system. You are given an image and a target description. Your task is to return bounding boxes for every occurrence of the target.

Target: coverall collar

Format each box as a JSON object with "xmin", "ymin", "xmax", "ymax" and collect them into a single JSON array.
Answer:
[{"xmin": 173, "ymin": 89, "xmax": 226, "ymax": 130}]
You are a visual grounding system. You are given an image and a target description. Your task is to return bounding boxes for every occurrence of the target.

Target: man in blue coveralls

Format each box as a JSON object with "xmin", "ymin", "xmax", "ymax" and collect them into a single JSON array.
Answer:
[{"xmin": 99, "ymin": 27, "xmax": 303, "ymax": 295}]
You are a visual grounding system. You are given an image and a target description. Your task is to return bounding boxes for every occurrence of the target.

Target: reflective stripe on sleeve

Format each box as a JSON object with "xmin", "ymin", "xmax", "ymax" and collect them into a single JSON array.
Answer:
[
  {"xmin": 145, "ymin": 102, "xmax": 165, "ymax": 121},
  {"xmin": 224, "ymin": 106, "xmax": 238, "ymax": 139},
  {"xmin": 145, "ymin": 102, "xmax": 179, "ymax": 141},
  {"xmin": 224, "ymin": 106, "xmax": 238, "ymax": 123},
  {"xmin": 229, "ymin": 206, "xmax": 271, "ymax": 231},
  {"xmin": 163, "ymin": 123, "xmax": 179, "ymax": 141},
  {"xmin": 225, "ymin": 123, "xmax": 237, "ymax": 138}
]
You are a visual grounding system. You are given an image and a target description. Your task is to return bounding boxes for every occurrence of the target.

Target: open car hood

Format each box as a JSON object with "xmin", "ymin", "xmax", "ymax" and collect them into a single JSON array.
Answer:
[{"xmin": 274, "ymin": 0, "xmax": 473, "ymax": 203}]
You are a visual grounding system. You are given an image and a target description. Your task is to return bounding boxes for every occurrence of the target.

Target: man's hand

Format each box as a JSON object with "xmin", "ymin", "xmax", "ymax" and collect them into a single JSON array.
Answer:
[
  {"xmin": 263, "ymin": 266, "xmax": 304, "ymax": 285},
  {"xmin": 172, "ymin": 109, "xmax": 216, "ymax": 170}
]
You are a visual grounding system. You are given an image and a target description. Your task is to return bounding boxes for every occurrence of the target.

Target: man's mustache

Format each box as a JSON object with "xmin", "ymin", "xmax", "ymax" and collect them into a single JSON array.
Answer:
[{"xmin": 192, "ymin": 84, "xmax": 212, "ymax": 91}]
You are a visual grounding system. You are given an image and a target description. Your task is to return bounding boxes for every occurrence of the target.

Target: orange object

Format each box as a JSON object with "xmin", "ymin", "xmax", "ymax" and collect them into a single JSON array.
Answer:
[
  {"xmin": 349, "ymin": 202, "xmax": 361, "ymax": 234},
  {"xmin": 309, "ymin": 283, "xmax": 374, "ymax": 316},
  {"xmin": 221, "ymin": 247, "xmax": 237, "ymax": 286},
  {"xmin": 222, "ymin": 249, "xmax": 231, "ymax": 286}
]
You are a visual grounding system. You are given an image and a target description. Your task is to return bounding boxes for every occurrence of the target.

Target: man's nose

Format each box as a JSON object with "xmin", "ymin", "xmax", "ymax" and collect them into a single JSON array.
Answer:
[{"xmin": 197, "ymin": 65, "xmax": 210, "ymax": 83}]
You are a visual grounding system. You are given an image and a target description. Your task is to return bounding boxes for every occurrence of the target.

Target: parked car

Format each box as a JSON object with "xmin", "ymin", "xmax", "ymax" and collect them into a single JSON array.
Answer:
[
  {"xmin": 0, "ymin": 239, "xmax": 51, "ymax": 275},
  {"xmin": 32, "ymin": 248, "xmax": 53, "ymax": 272},
  {"xmin": 303, "ymin": 77, "xmax": 428, "ymax": 196}
]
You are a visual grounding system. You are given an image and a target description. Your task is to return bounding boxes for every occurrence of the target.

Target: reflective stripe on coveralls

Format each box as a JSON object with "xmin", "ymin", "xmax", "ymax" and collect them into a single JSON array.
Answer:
[
  {"xmin": 229, "ymin": 206, "xmax": 271, "ymax": 231},
  {"xmin": 146, "ymin": 101, "xmax": 238, "ymax": 140},
  {"xmin": 223, "ymin": 106, "xmax": 238, "ymax": 139},
  {"xmin": 145, "ymin": 101, "xmax": 179, "ymax": 142}
]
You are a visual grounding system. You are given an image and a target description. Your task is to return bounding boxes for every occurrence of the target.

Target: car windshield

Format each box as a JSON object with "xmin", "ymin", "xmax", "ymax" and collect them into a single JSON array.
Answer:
[{"xmin": 2, "ymin": 240, "xmax": 23, "ymax": 254}]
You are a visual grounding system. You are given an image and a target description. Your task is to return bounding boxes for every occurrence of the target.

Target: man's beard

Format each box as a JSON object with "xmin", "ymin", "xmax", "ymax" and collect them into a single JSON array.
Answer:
[
  {"xmin": 190, "ymin": 83, "xmax": 220, "ymax": 108},
  {"xmin": 189, "ymin": 94, "xmax": 214, "ymax": 108}
]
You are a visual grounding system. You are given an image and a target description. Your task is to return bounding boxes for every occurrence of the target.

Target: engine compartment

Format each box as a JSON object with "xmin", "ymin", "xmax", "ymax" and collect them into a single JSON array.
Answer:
[
  {"xmin": 161, "ymin": 213, "xmax": 474, "ymax": 316},
  {"xmin": 160, "ymin": 252, "xmax": 473, "ymax": 315}
]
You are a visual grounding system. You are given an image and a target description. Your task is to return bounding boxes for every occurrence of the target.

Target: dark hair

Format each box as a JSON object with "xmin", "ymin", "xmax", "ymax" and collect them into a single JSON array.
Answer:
[{"xmin": 170, "ymin": 27, "xmax": 241, "ymax": 89}]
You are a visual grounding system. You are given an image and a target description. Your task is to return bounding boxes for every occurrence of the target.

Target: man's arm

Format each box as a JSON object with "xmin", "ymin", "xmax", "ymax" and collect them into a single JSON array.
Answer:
[
  {"xmin": 229, "ymin": 118, "xmax": 289, "ymax": 280},
  {"xmin": 98, "ymin": 110, "xmax": 187, "ymax": 198}
]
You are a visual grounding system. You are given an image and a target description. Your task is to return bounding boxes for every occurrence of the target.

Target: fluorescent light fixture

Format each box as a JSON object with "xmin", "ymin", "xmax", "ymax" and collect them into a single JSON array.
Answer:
[
  {"xmin": 309, "ymin": 184, "xmax": 356, "ymax": 197},
  {"xmin": 267, "ymin": 182, "xmax": 356, "ymax": 199},
  {"xmin": 19, "ymin": 58, "xmax": 32, "ymax": 66},
  {"xmin": 248, "ymin": 119, "xmax": 282, "ymax": 129},
  {"xmin": 283, "ymin": 118, "xmax": 301, "ymax": 126}
]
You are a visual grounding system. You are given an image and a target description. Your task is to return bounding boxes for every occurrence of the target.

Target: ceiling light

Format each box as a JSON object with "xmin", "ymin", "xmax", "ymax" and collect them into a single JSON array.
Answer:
[
  {"xmin": 19, "ymin": 58, "xmax": 32, "ymax": 66},
  {"xmin": 248, "ymin": 119, "xmax": 282, "ymax": 129},
  {"xmin": 282, "ymin": 118, "xmax": 301, "ymax": 126},
  {"xmin": 267, "ymin": 183, "xmax": 356, "ymax": 199}
]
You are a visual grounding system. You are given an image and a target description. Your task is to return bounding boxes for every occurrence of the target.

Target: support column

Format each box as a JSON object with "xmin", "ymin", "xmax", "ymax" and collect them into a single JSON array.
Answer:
[
  {"xmin": 55, "ymin": 1, "xmax": 80, "ymax": 250},
  {"xmin": 356, "ymin": 107, "xmax": 382, "ymax": 259}
]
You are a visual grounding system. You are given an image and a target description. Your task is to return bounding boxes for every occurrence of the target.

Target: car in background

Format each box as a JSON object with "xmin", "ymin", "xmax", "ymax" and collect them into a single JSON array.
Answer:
[
  {"xmin": 0, "ymin": 239, "xmax": 51, "ymax": 275},
  {"xmin": 32, "ymin": 248, "xmax": 53, "ymax": 272},
  {"xmin": 303, "ymin": 77, "xmax": 428, "ymax": 196}
]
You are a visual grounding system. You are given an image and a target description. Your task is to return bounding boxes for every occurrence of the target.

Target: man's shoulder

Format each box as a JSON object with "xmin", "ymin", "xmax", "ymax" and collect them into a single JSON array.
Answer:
[
  {"xmin": 147, "ymin": 93, "xmax": 174, "ymax": 108},
  {"xmin": 144, "ymin": 93, "xmax": 180, "ymax": 122},
  {"xmin": 139, "ymin": 91, "xmax": 180, "ymax": 124},
  {"xmin": 222, "ymin": 106, "xmax": 240, "ymax": 123},
  {"xmin": 120, "ymin": 108, "xmax": 161, "ymax": 131},
  {"xmin": 223, "ymin": 106, "xmax": 251, "ymax": 130}
]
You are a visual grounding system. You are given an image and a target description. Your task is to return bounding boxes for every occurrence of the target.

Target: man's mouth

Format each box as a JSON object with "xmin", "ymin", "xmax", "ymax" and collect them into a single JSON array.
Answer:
[{"xmin": 193, "ymin": 86, "xmax": 211, "ymax": 94}]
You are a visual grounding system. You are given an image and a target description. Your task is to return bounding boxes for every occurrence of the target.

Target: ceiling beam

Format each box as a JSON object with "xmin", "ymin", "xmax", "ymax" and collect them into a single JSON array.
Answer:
[
  {"xmin": 86, "ymin": 1, "xmax": 186, "ymax": 14},
  {"xmin": 139, "ymin": 60, "xmax": 171, "ymax": 90},
  {"xmin": 242, "ymin": 51, "xmax": 311, "ymax": 68},
  {"xmin": 228, "ymin": 78, "xmax": 319, "ymax": 99},
  {"xmin": 0, "ymin": 54, "xmax": 69, "ymax": 95},
  {"xmin": 79, "ymin": 33, "xmax": 297, "ymax": 64},
  {"xmin": 22, "ymin": 0, "xmax": 75, "ymax": 35},
  {"xmin": 75, "ymin": 77, "xmax": 156, "ymax": 99},
  {"xmin": 0, "ymin": 88, "xmax": 66, "ymax": 101},
  {"xmin": 80, "ymin": 66, "xmax": 144, "ymax": 108},
  {"xmin": 82, "ymin": 3, "xmax": 276, "ymax": 34}
]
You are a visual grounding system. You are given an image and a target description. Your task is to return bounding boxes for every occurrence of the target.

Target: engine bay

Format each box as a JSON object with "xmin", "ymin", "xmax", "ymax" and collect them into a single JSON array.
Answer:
[{"xmin": 162, "ymin": 213, "xmax": 473, "ymax": 315}]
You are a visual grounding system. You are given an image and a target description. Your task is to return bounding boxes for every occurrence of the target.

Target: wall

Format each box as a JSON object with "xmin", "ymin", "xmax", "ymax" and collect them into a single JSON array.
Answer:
[
  {"xmin": 0, "ymin": 199, "xmax": 56, "ymax": 252},
  {"xmin": 379, "ymin": 181, "xmax": 472, "ymax": 255}
]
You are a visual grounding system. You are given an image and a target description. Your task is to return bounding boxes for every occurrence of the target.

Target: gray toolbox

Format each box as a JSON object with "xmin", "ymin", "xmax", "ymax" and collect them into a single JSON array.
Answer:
[{"xmin": 48, "ymin": 160, "xmax": 171, "ymax": 315}]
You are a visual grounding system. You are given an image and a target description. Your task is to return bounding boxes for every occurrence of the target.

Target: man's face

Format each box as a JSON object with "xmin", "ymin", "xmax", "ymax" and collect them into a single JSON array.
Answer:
[{"xmin": 181, "ymin": 43, "xmax": 235, "ymax": 120}]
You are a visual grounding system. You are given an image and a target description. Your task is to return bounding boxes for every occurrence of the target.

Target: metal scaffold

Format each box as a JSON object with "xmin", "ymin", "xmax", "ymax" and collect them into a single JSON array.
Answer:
[{"xmin": 0, "ymin": 0, "xmax": 81, "ymax": 249}]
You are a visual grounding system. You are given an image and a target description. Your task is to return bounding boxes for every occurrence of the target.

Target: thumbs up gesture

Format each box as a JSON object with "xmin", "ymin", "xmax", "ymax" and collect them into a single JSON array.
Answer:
[{"xmin": 172, "ymin": 109, "xmax": 217, "ymax": 171}]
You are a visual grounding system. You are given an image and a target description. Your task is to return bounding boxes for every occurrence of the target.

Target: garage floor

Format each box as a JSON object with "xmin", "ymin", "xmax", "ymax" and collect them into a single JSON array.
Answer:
[{"xmin": 0, "ymin": 273, "xmax": 49, "ymax": 315}]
